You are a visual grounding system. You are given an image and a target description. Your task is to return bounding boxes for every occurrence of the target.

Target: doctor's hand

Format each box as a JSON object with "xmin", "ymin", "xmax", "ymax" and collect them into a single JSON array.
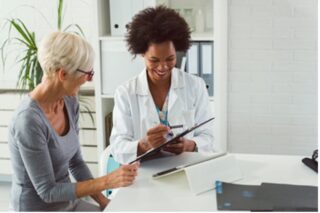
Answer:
[
  {"xmin": 138, "ymin": 124, "xmax": 170, "ymax": 154},
  {"xmin": 103, "ymin": 162, "xmax": 139, "ymax": 189},
  {"xmin": 162, "ymin": 137, "xmax": 197, "ymax": 154}
]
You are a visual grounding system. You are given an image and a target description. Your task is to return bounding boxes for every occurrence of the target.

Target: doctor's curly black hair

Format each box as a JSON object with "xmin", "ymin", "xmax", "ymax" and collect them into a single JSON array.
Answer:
[{"xmin": 126, "ymin": 5, "xmax": 191, "ymax": 56}]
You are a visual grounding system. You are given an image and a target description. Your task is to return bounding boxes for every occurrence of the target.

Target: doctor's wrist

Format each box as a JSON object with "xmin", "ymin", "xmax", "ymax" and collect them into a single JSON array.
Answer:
[
  {"xmin": 137, "ymin": 137, "xmax": 150, "ymax": 155},
  {"xmin": 186, "ymin": 140, "xmax": 197, "ymax": 152},
  {"xmin": 193, "ymin": 143, "xmax": 198, "ymax": 152}
]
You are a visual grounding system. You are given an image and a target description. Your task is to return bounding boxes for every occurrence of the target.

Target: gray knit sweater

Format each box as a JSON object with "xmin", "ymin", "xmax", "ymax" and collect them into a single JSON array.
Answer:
[{"xmin": 8, "ymin": 95, "xmax": 93, "ymax": 211}]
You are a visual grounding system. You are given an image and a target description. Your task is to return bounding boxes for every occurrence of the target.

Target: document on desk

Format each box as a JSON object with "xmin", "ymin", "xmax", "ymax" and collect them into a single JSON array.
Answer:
[{"xmin": 216, "ymin": 181, "xmax": 318, "ymax": 211}]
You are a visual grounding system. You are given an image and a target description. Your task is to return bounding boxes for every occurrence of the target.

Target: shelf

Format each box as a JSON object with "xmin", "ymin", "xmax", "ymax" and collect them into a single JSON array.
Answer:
[
  {"xmin": 191, "ymin": 31, "xmax": 214, "ymax": 41},
  {"xmin": 101, "ymin": 94, "xmax": 214, "ymax": 101},
  {"xmin": 80, "ymin": 81, "xmax": 95, "ymax": 91},
  {"xmin": 99, "ymin": 31, "xmax": 214, "ymax": 42},
  {"xmin": 101, "ymin": 94, "xmax": 114, "ymax": 99},
  {"xmin": 99, "ymin": 36, "xmax": 126, "ymax": 41}
]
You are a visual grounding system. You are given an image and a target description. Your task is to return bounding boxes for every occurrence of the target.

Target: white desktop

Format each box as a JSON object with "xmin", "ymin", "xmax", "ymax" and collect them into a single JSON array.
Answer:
[{"xmin": 104, "ymin": 152, "xmax": 317, "ymax": 211}]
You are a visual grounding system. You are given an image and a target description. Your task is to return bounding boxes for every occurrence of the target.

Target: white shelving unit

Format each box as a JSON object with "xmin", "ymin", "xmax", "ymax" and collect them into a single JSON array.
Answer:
[
  {"xmin": 93, "ymin": 0, "xmax": 228, "ymax": 167},
  {"xmin": 0, "ymin": 91, "xmax": 99, "ymax": 180}
]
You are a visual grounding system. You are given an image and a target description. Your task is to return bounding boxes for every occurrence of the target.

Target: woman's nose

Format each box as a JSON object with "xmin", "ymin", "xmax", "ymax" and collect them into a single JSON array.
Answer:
[{"xmin": 158, "ymin": 62, "xmax": 168, "ymax": 70}]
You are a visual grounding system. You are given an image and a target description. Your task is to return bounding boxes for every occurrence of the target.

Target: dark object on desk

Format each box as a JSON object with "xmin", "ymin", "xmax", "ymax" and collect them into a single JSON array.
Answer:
[
  {"xmin": 302, "ymin": 158, "xmax": 318, "ymax": 173},
  {"xmin": 257, "ymin": 183, "xmax": 318, "ymax": 211},
  {"xmin": 302, "ymin": 149, "xmax": 318, "ymax": 173},
  {"xmin": 129, "ymin": 117, "xmax": 215, "ymax": 164},
  {"xmin": 215, "ymin": 181, "xmax": 273, "ymax": 211},
  {"xmin": 216, "ymin": 181, "xmax": 318, "ymax": 211}
]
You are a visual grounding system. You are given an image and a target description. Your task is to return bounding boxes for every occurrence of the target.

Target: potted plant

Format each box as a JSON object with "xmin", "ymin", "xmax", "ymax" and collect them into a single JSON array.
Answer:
[{"xmin": 1, "ymin": 0, "xmax": 94, "ymax": 122}]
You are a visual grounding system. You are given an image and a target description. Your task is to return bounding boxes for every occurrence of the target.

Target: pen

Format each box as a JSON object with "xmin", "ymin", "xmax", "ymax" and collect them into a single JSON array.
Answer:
[
  {"xmin": 168, "ymin": 124, "xmax": 183, "ymax": 129},
  {"xmin": 167, "ymin": 124, "xmax": 183, "ymax": 142}
]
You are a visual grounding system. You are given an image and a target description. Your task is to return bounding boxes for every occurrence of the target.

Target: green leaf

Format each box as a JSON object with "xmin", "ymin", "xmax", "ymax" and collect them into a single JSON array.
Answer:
[
  {"xmin": 17, "ymin": 63, "xmax": 26, "ymax": 89},
  {"xmin": 15, "ymin": 19, "xmax": 36, "ymax": 48},
  {"xmin": 78, "ymin": 96, "xmax": 95, "ymax": 125},
  {"xmin": 30, "ymin": 57, "xmax": 36, "ymax": 86},
  {"xmin": 63, "ymin": 24, "xmax": 85, "ymax": 37},
  {"xmin": 35, "ymin": 61, "xmax": 43, "ymax": 85},
  {"xmin": 0, "ymin": 38, "xmax": 10, "ymax": 71},
  {"xmin": 57, "ymin": 0, "xmax": 64, "ymax": 30},
  {"xmin": 9, "ymin": 19, "xmax": 33, "ymax": 46},
  {"xmin": 15, "ymin": 38, "xmax": 32, "ymax": 48}
]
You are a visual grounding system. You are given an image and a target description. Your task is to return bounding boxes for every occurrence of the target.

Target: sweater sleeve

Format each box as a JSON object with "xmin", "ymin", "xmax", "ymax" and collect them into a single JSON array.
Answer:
[
  {"xmin": 13, "ymin": 110, "xmax": 77, "ymax": 203},
  {"xmin": 69, "ymin": 146, "xmax": 93, "ymax": 181}
]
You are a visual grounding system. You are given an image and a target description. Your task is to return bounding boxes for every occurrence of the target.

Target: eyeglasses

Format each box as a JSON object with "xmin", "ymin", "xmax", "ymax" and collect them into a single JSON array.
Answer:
[{"xmin": 76, "ymin": 69, "xmax": 94, "ymax": 81}]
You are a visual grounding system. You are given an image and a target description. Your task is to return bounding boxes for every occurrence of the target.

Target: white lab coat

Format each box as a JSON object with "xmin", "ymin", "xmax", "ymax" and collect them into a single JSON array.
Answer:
[{"xmin": 110, "ymin": 68, "xmax": 214, "ymax": 164}]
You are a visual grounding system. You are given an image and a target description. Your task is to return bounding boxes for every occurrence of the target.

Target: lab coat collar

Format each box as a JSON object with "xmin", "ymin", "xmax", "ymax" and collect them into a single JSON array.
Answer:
[
  {"xmin": 135, "ymin": 68, "xmax": 186, "ymax": 128},
  {"xmin": 135, "ymin": 67, "xmax": 185, "ymax": 96}
]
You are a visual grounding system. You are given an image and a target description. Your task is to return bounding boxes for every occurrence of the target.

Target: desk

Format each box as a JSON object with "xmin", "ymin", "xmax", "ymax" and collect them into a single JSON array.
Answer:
[{"xmin": 105, "ymin": 153, "xmax": 317, "ymax": 211}]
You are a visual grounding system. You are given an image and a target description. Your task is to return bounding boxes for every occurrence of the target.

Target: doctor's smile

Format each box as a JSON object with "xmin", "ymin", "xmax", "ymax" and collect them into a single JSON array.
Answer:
[{"xmin": 144, "ymin": 41, "xmax": 177, "ymax": 82}]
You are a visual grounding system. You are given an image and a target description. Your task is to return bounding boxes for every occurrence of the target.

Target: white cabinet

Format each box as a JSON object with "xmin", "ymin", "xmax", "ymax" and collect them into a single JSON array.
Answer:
[
  {"xmin": 0, "ymin": 92, "xmax": 99, "ymax": 179},
  {"xmin": 93, "ymin": 0, "xmax": 228, "ymax": 167},
  {"xmin": 109, "ymin": 0, "xmax": 147, "ymax": 36},
  {"xmin": 100, "ymin": 39, "xmax": 144, "ymax": 96}
]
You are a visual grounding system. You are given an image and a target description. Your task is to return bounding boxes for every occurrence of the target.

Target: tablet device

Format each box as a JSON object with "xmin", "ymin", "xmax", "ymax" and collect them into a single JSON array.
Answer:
[
  {"xmin": 129, "ymin": 117, "xmax": 215, "ymax": 164},
  {"xmin": 152, "ymin": 152, "xmax": 226, "ymax": 179}
]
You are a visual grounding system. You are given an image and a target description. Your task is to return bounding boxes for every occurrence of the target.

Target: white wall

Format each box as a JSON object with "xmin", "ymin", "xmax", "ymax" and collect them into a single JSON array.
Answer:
[
  {"xmin": 0, "ymin": 0, "xmax": 317, "ymax": 159},
  {"xmin": 228, "ymin": 0, "xmax": 317, "ymax": 155},
  {"xmin": 0, "ymin": 0, "xmax": 96, "ymax": 89},
  {"xmin": 0, "ymin": 0, "xmax": 99, "ymax": 177}
]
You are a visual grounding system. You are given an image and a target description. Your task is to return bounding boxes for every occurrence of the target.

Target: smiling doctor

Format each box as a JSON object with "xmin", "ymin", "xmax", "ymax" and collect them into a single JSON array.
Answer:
[{"xmin": 110, "ymin": 6, "xmax": 214, "ymax": 164}]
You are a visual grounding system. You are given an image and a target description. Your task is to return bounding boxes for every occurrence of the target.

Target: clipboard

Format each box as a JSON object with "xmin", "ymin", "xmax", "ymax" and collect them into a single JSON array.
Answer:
[{"xmin": 129, "ymin": 117, "xmax": 215, "ymax": 164}]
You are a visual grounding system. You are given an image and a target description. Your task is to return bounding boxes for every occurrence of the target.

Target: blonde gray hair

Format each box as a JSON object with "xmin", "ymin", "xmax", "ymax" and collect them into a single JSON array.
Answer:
[{"xmin": 38, "ymin": 31, "xmax": 94, "ymax": 77}]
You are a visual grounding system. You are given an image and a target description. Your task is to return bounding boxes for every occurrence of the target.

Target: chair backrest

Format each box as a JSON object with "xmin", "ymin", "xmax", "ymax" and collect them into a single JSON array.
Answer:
[{"xmin": 99, "ymin": 145, "xmax": 121, "ymax": 197}]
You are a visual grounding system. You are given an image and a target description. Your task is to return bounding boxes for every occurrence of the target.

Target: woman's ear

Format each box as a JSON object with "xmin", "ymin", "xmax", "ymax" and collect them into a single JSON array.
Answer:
[{"xmin": 57, "ymin": 68, "xmax": 66, "ymax": 81}]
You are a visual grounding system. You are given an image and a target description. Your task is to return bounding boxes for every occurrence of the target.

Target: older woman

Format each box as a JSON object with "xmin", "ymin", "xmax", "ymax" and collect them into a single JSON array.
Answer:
[
  {"xmin": 110, "ymin": 6, "xmax": 214, "ymax": 164},
  {"xmin": 8, "ymin": 31, "xmax": 139, "ymax": 211}
]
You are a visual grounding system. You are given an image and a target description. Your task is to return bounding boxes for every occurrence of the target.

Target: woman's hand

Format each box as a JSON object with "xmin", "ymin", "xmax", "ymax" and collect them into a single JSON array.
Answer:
[
  {"xmin": 103, "ymin": 162, "xmax": 140, "ymax": 189},
  {"xmin": 76, "ymin": 163, "xmax": 139, "ymax": 199},
  {"xmin": 162, "ymin": 137, "xmax": 196, "ymax": 154},
  {"xmin": 138, "ymin": 124, "xmax": 170, "ymax": 154},
  {"xmin": 98, "ymin": 196, "xmax": 110, "ymax": 210},
  {"xmin": 90, "ymin": 192, "xmax": 110, "ymax": 210},
  {"xmin": 146, "ymin": 124, "xmax": 170, "ymax": 148}
]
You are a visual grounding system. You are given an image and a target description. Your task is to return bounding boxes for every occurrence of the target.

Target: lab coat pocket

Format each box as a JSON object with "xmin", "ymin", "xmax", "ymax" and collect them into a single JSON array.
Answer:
[
  {"xmin": 141, "ymin": 117, "xmax": 158, "ymax": 137},
  {"xmin": 183, "ymin": 109, "xmax": 195, "ymax": 127}
]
